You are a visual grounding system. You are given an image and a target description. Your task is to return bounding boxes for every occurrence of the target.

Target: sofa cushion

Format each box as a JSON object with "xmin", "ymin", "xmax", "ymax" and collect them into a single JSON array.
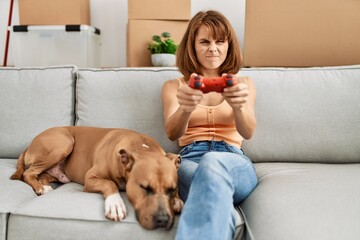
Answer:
[
  {"xmin": 7, "ymin": 180, "xmax": 244, "ymax": 240},
  {"xmin": 7, "ymin": 182, "xmax": 178, "ymax": 240},
  {"xmin": 0, "ymin": 159, "xmax": 36, "ymax": 212},
  {"xmin": 241, "ymin": 162, "xmax": 360, "ymax": 240},
  {"xmin": 0, "ymin": 159, "xmax": 37, "ymax": 240},
  {"xmin": 76, "ymin": 67, "xmax": 182, "ymax": 153},
  {"xmin": 0, "ymin": 66, "xmax": 76, "ymax": 158},
  {"xmin": 240, "ymin": 65, "xmax": 360, "ymax": 163}
]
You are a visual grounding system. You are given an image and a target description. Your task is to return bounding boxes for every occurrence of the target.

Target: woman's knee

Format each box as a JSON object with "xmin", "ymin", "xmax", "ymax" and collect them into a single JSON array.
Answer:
[{"xmin": 200, "ymin": 152, "xmax": 257, "ymax": 201}]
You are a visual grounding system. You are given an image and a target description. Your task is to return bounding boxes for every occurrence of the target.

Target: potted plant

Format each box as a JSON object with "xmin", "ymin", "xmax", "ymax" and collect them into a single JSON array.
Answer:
[{"xmin": 148, "ymin": 32, "xmax": 178, "ymax": 67}]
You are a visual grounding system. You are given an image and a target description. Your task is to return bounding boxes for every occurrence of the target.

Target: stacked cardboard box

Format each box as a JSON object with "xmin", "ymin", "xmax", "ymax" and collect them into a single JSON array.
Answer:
[
  {"xmin": 127, "ymin": 0, "xmax": 190, "ymax": 67},
  {"xmin": 19, "ymin": 0, "xmax": 90, "ymax": 25},
  {"xmin": 243, "ymin": 0, "xmax": 360, "ymax": 67}
]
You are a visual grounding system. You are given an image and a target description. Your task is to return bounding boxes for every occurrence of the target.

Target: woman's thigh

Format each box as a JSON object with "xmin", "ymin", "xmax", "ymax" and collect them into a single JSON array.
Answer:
[
  {"xmin": 177, "ymin": 141, "xmax": 257, "ymax": 203},
  {"xmin": 200, "ymin": 151, "xmax": 257, "ymax": 204}
]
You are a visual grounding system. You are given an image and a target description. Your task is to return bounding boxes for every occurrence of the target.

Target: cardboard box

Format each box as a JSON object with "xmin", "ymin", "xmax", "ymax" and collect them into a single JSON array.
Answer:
[
  {"xmin": 127, "ymin": 20, "xmax": 189, "ymax": 67},
  {"xmin": 128, "ymin": 0, "xmax": 191, "ymax": 20},
  {"xmin": 10, "ymin": 25, "xmax": 101, "ymax": 67},
  {"xmin": 243, "ymin": 0, "xmax": 360, "ymax": 67},
  {"xmin": 19, "ymin": 0, "xmax": 90, "ymax": 25}
]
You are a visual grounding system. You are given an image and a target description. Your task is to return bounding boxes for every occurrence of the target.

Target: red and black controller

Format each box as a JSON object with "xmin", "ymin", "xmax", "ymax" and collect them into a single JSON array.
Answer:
[{"xmin": 188, "ymin": 74, "xmax": 237, "ymax": 93}]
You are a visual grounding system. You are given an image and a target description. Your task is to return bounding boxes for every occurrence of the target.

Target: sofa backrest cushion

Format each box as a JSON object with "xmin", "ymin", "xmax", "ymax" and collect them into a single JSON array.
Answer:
[
  {"xmin": 76, "ymin": 67, "xmax": 182, "ymax": 154},
  {"xmin": 0, "ymin": 66, "xmax": 76, "ymax": 158},
  {"xmin": 240, "ymin": 65, "xmax": 360, "ymax": 163}
]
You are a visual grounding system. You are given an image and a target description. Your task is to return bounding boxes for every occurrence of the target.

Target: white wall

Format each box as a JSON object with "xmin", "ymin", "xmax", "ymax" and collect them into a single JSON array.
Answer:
[{"xmin": 0, "ymin": 0, "xmax": 246, "ymax": 67}]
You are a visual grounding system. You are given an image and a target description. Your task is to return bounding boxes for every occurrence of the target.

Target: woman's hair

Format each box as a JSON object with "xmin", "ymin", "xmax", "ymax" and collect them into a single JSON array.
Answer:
[{"xmin": 176, "ymin": 10, "xmax": 243, "ymax": 81}]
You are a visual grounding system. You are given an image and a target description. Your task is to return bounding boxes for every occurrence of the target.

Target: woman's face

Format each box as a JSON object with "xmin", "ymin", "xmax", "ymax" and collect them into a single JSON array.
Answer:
[{"xmin": 194, "ymin": 25, "xmax": 229, "ymax": 73}]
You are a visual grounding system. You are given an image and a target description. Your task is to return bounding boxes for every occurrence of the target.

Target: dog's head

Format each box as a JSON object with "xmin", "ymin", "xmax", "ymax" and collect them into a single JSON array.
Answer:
[{"xmin": 119, "ymin": 148, "xmax": 182, "ymax": 230}]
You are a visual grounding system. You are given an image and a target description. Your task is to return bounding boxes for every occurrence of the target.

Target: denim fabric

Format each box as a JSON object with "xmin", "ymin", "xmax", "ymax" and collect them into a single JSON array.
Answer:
[{"xmin": 176, "ymin": 141, "xmax": 258, "ymax": 240}]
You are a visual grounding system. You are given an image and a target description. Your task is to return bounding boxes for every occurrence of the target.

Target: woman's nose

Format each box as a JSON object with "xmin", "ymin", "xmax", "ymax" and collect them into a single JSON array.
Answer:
[{"xmin": 209, "ymin": 44, "xmax": 218, "ymax": 52}]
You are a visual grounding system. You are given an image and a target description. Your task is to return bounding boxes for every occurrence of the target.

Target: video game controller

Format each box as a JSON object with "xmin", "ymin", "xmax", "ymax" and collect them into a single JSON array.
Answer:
[{"xmin": 188, "ymin": 74, "xmax": 237, "ymax": 93}]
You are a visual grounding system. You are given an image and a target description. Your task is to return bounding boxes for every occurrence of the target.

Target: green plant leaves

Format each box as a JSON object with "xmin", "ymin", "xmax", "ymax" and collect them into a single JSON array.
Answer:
[
  {"xmin": 161, "ymin": 32, "xmax": 171, "ymax": 38},
  {"xmin": 148, "ymin": 32, "xmax": 178, "ymax": 54},
  {"xmin": 152, "ymin": 35, "xmax": 161, "ymax": 42}
]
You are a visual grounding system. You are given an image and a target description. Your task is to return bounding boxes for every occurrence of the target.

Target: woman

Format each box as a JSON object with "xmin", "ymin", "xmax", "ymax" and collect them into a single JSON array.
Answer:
[{"xmin": 161, "ymin": 10, "xmax": 258, "ymax": 240}]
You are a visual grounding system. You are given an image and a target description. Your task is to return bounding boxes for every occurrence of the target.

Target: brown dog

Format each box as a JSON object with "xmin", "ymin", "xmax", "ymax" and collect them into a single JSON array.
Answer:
[{"xmin": 11, "ymin": 126, "xmax": 183, "ymax": 230}]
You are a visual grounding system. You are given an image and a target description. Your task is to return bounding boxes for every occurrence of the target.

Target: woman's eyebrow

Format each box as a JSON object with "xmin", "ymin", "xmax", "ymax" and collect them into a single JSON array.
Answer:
[{"xmin": 198, "ymin": 38, "xmax": 210, "ymax": 42}]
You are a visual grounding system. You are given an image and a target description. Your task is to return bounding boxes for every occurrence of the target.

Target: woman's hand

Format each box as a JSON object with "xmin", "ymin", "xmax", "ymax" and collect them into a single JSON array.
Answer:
[
  {"xmin": 176, "ymin": 82, "xmax": 203, "ymax": 113},
  {"xmin": 222, "ymin": 76, "xmax": 249, "ymax": 110}
]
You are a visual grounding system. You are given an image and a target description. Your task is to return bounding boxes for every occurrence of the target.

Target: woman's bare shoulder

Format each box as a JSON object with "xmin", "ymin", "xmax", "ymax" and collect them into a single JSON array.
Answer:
[
  {"xmin": 237, "ymin": 75, "xmax": 253, "ymax": 83},
  {"xmin": 163, "ymin": 78, "xmax": 182, "ymax": 90},
  {"xmin": 163, "ymin": 78, "xmax": 179, "ymax": 86}
]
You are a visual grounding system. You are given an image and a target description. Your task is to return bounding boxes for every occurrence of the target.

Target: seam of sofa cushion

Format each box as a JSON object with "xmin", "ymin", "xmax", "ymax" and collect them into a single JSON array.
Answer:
[
  {"xmin": 236, "ymin": 206, "xmax": 255, "ymax": 240},
  {"xmin": 0, "ymin": 65, "xmax": 77, "ymax": 72},
  {"xmin": 77, "ymin": 67, "xmax": 179, "ymax": 73},
  {"xmin": 9, "ymin": 212, "xmax": 148, "ymax": 225}
]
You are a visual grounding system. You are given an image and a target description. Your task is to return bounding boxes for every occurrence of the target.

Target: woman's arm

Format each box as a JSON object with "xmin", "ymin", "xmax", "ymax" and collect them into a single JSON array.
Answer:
[
  {"xmin": 222, "ymin": 76, "xmax": 256, "ymax": 139},
  {"xmin": 161, "ymin": 79, "xmax": 203, "ymax": 141}
]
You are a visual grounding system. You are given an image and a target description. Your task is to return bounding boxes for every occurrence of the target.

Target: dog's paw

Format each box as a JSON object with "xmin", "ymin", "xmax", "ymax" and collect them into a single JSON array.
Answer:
[
  {"xmin": 37, "ymin": 185, "xmax": 53, "ymax": 195},
  {"xmin": 104, "ymin": 193, "xmax": 127, "ymax": 221},
  {"xmin": 173, "ymin": 197, "xmax": 184, "ymax": 213}
]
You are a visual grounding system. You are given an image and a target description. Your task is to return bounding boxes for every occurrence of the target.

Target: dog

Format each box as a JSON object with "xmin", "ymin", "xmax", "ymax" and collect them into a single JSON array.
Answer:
[{"xmin": 11, "ymin": 126, "xmax": 183, "ymax": 230}]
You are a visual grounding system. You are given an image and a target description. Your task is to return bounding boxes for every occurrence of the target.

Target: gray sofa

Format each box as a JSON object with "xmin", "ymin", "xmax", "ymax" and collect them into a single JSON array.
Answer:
[{"xmin": 1, "ymin": 65, "xmax": 359, "ymax": 240}]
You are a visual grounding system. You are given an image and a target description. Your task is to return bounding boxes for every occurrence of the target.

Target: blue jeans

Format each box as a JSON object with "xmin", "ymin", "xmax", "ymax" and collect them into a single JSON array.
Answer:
[{"xmin": 175, "ymin": 141, "xmax": 258, "ymax": 240}]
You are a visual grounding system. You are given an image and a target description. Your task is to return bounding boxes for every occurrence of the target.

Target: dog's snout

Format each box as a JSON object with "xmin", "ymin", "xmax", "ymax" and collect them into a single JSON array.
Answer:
[{"xmin": 154, "ymin": 210, "xmax": 170, "ymax": 228}]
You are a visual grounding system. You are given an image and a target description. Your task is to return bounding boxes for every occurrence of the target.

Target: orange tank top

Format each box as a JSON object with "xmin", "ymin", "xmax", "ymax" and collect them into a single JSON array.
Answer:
[{"xmin": 177, "ymin": 78, "xmax": 243, "ymax": 148}]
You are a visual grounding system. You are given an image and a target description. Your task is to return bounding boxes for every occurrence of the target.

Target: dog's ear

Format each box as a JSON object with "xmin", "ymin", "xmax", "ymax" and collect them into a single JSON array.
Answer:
[
  {"xmin": 119, "ymin": 149, "xmax": 134, "ymax": 171},
  {"xmin": 165, "ymin": 153, "xmax": 181, "ymax": 169}
]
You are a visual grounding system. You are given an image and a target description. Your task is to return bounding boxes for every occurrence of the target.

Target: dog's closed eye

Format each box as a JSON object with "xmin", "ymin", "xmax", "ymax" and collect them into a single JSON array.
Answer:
[
  {"xmin": 140, "ymin": 184, "xmax": 154, "ymax": 195},
  {"xmin": 167, "ymin": 188, "xmax": 176, "ymax": 197}
]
